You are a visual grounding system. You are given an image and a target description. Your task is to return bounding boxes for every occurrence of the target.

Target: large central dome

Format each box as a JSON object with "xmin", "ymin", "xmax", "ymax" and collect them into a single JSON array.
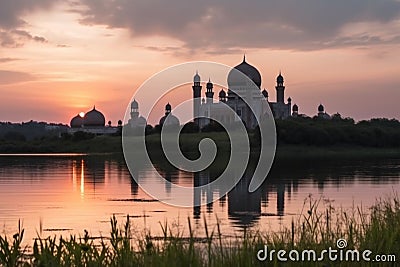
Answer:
[
  {"xmin": 84, "ymin": 106, "xmax": 105, "ymax": 127},
  {"xmin": 227, "ymin": 56, "xmax": 262, "ymax": 88}
]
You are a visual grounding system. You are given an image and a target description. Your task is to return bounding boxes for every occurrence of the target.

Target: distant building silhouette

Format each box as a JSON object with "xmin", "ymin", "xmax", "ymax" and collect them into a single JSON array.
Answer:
[
  {"xmin": 159, "ymin": 103, "xmax": 180, "ymax": 127},
  {"xmin": 192, "ymin": 56, "xmax": 335, "ymax": 128},
  {"xmin": 68, "ymin": 55, "xmax": 333, "ymax": 132},
  {"xmin": 69, "ymin": 106, "xmax": 119, "ymax": 135},
  {"xmin": 128, "ymin": 99, "xmax": 147, "ymax": 128},
  {"xmin": 317, "ymin": 103, "xmax": 331, "ymax": 119},
  {"xmin": 193, "ymin": 56, "xmax": 294, "ymax": 129}
]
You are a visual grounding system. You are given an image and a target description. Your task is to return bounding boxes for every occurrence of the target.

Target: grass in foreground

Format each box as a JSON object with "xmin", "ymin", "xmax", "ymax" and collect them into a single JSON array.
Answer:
[{"xmin": 1, "ymin": 196, "xmax": 399, "ymax": 266}]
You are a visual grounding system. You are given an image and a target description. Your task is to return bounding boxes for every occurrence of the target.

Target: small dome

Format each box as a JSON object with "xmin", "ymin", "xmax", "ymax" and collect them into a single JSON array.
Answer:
[
  {"xmin": 277, "ymin": 72, "xmax": 284, "ymax": 83},
  {"xmin": 137, "ymin": 116, "xmax": 146, "ymax": 126},
  {"xmin": 262, "ymin": 89, "xmax": 268, "ymax": 98},
  {"xmin": 293, "ymin": 104, "xmax": 298, "ymax": 112},
  {"xmin": 193, "ymin": 71, "xmax": 201, "ymax": 83},
  {"xmin": 318, "ymin": 104, "xmax": 324, "ymax": 112},
  {"xmin": 84, "ymin": 106, "xmax": 106, "ymax": 126},
  {"xmin": 159, "ymin": 114, "xmax": 180, "ymax": 126},
  {"xmin": 219, "ymin": 89, "xmax": 226, "ymax": 97},
  {"xmin": 131, "ymin": 99, "xmax": 138, "ymax": 109},
  {"xmin": 227, "ymin": 56, "xmax": 262, "ymax": 88},
  {"xmin": 165, "ymin": 103, "xmax": 171, "ymax": 111},
  {"xmin": 287, "ymin": 97, "xmax": 292, "ymax": 102},
  {"xmin": 70, "ymin": 115, "xmax": 83, "ymax": 128}
]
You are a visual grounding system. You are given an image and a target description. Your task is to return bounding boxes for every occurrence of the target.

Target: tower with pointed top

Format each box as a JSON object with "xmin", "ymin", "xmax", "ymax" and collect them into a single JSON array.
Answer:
[
  {"xmin": 189, "ymin": 55, "xmax": 297, "ymax": 131},
  {"xmin": 130, "ymin": 99, "xmax": 139, "ymax": 120},
  {"xmin": 276, "ymin": 72, "xmax": 285, "ymax": 103},
  {"xmin": 205, "ymin": 78, "xmax": 214, "ymax": 105},
  {"xmin": 165, "ymin": 102, "xmax": 172, "ymax": 116},
  {"xmin": 268, "ymin": 71, "xmax": 292, "ymax": 119},
  {"xmin": 128, "ymin": 99, "xmax": 147, "ymax": 129},
  {"xmin": 192, "ymin": 71, "xmax": 202, "ymax": 127}
]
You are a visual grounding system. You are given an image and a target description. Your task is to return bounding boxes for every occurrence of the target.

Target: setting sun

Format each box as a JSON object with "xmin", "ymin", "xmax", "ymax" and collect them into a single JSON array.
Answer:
[{"xmin": 79, "ymin": 112, "xmax": 85, "ymax": 118}]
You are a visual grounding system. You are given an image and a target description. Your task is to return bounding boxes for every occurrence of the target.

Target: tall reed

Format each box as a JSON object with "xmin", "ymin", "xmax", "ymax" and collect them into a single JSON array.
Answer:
[{"xmin": 0, "ymin": 196, "xmax": 398, "ymax": 266}]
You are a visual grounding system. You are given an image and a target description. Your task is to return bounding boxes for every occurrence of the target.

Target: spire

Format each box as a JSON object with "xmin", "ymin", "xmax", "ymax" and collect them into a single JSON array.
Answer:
[
  {"xmin": 243, "ymin": 53, "xmax": 246, "ymax": 62},
  {"xmin": 93, "ymin": 105, "xmax": 96, "ymax": 110},
  {"xmin": 277, "ymin": 71, "xmax": 284, "ymax": 84},
  {"xmin": 165, "ymin": 102, "xmax": 171, "ymax": 115},
  {"xmin": 193, "ymin": 70, "xmax": 201, "ymax": 83},
  {"xmin": 206, "ymin": 77, "xmax": 213, "ymax": 91}
]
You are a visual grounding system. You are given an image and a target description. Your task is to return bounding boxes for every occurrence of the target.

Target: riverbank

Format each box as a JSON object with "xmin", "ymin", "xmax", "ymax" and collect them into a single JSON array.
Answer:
[
  {"xmin": 1, "ymin": 196, "xmax": 398, "ymax": 266},
  {"xmin": 1, "ymin": 134, "xmax": 399, "ymax": 159}
]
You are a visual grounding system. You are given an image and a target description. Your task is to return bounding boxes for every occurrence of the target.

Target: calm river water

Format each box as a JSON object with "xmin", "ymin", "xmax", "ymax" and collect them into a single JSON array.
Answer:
[{"xmin": 0, "ymin": 154, "xmax": 399, "ymax": 242}]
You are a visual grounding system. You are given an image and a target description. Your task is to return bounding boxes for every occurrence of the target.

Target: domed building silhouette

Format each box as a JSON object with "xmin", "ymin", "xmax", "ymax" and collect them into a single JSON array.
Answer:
[
  {"xmin": 83, "ymin": 107, "xmax": 105, "ymax": 126},
  {"xmin": 227, "ymin": 55, "xmax": 261, "ymax": 87},
  {"xmin": 193, "ymin": 55, "xmax": 293, "ymax": 129},
  {"xmin": 69, "ymin": 106, "xmax": 119, "ymax": 135},
  {"xmin": 128, "ymin": 99, "xmax": 147, "ymax": 128},
  {"xmin": 70, "ymin": 115, "xmax": 84, "ymax": 128},
  {"xmin": 159, "ymin": 103, "xmax": 180, "ymax": 127},
  {"xmin": 292, "ymin": 104, "xmax": 299, "ymax": 117},
  {"xmin": 317, "ymin": 103, "xmax": 331, "ymax": 119}
]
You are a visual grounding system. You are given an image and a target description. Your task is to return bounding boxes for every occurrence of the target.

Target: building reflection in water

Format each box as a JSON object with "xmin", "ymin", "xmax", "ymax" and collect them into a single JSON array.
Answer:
[
  {"xmin": 193, "ymin": 171, "xmax": 212, "ymax": 219},
  {"xmin": 115, "ymin": 157, "xmax": 400, "ymax": 229},
  {"xmin": 227, "ymin": 169, "xmax": 262, "ymax": 227},
  {"xmin": 130, "ymin": 176, "xmax": 139, "ymax": 197},
  {"xmin": 191, "ymin": 167, "xmax": 287, "ymax": 228}
]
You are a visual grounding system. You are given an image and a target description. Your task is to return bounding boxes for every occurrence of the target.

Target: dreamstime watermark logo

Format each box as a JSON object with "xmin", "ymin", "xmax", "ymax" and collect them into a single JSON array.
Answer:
[
  {"xmin": 122, "ymin": 61, "xmax": 276, "ymax": 207},
  {"xmin": 336, "ymin": 238, "xmax": 347, "ymax": 249},
  {"xmin": 257, "ymin": 238, "xmax": 397, "ymax": 263}
]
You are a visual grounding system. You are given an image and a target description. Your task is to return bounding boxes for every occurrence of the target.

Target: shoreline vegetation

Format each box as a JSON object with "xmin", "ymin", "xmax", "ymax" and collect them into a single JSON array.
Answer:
[
  {"xmin": 0, "ymin": 134, "xmax": 399, "ymax": 159},
  {"xmin": 0, "ymin": 117, "xmax": 399, "ymax": 158},
  {"xmin": 1, "ymin": 196, "xmax": 398, "ymax": 266}
]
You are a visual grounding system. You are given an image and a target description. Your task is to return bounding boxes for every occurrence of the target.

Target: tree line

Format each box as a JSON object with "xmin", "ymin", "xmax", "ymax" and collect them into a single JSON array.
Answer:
[
  {"xmin": 2, "ymin": 116, "xmax": 399, "ymax": 148},
  {"xmin": 274, "ymin": 116, "xmax": 400, "ymax": 147}
]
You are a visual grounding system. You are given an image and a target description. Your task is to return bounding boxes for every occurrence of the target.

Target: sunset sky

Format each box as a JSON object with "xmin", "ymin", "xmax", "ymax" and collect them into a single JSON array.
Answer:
[{"xmin": 0, "ymin": 0, "xmax": 399, "ymax": 125}]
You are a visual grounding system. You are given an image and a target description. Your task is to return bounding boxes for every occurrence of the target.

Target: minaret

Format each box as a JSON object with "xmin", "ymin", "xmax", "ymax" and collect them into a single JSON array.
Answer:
[
  {"xmin": 205, "ymin": 78, "xmax": 214, "ymax": 105},
  {"xmin": 130, "ymin": 99, "xmax": 139, "ymax": 120},
  {"xmin": 276, "ymin": 71, "xmax": 285, "ymax": 103},
  {"xmin": 165, "ymin": 102, "xmax": 172, "ymax": 116},
  {"xmin": 192, "ymin": 71, "xmax": 202, "ymax": 126}
]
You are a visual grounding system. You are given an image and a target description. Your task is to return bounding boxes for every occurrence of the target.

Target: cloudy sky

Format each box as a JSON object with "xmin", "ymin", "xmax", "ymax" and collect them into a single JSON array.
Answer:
[{"xmin": 0, "ymin": 0, "xmax": 399, "ymax": 124}]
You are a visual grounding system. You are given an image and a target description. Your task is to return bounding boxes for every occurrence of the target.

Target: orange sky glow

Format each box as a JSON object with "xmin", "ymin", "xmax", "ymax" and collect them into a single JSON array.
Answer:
[{"xmin": 0, "ymin": 1, "xmax": 399, "ymax": 125}]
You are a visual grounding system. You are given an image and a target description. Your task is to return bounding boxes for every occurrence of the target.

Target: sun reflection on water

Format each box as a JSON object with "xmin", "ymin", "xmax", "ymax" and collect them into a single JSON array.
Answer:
[{"xmin": 80, "ymin": 159, "xmax": 85, "ymax": 198}]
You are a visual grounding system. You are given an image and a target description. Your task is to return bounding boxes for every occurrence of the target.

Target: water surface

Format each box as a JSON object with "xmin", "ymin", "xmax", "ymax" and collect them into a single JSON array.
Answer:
[{"xmin": 0, "ymin": 154, "xmax": 399, "ymax": 242}]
